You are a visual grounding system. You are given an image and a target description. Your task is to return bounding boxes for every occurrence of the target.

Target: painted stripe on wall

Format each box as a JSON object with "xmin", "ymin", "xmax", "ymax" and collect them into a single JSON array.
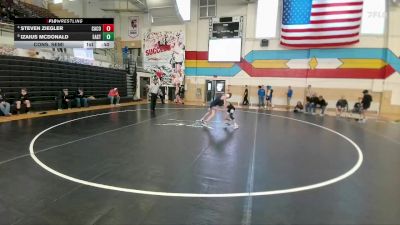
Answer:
[
  {"xmin": 252, "ymin": 60, "xmax": 289, "ymax": 69},
  {"xmin": 184, "ymin": 48, "xmax": 400, "ymax": 78},
  {"xmin": 185, "ymin": 65, "xmax": 241, "ymax": 76},
  {"xmin": 386, "ymin": 50, "xmax": 400, "ymax": 73},
  {"xmin": 186, "ymin": 64, "xmax": 394, "ymax": 79},
  {"xmin": 243, "ymin": 48, "xmax": 400, "ymax": 68},
  {"xmin": 340, "ymin": 59, "xmax": 386, "ymax": 69},
  {"xmin": 244, "ymin": 48, "xmax": 388, "ymax": 62},
  {"xmin": 186, "ymin": 49, "xmax": 400, "ymax": 71},
  {"xmin": 244, "ymin": 50, "xmax": 310, "ymax": 61},
  {"xmin": 186, "ymin": 51, "xmax": 208, "ymax": 60},
  {"xmin": 308, "ymin": 48, "xmax": 387, "ymax": 59},
  {"xmin": 186, "ymin": 58, "xmax": 387, "ymax": 70},
  {"xmin": 185, "ymin": 60, "xmax": 234, "ymax": 68}
]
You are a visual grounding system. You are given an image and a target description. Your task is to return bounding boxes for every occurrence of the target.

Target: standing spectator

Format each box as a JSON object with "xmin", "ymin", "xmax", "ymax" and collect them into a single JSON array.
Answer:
[
  {"xmin": 305, "ymin": 84, "xmax": 313, "ymax": 103},
  {"xmin": 149, "ymin": 77, "xmax": 161, "ymax": 112},
  {"xmin": 173, "ymin": 74, "xmax": 182, "ymax": 104},
  {"xmin": 287, "ymin": 86, "xmax": 293, "ymax": 110},
  {"xmin": 179, "ymin": 85, "xmax": 185, "ymax": 104},
  {"xmin": 158, "ymin": 87, "xmax": 165, "ymax": 104},
  {"xmin": 0, "ymin": 88, "xmax": 11, "ymax": 116},
  {"xmin": 242, "ymin": 85, "xmax": 249, "ymax": 105},
  {"xmin": 336, "ymin": 96, "xmax": 348, "ymax": 117},
  {"xmin": 57, "ymin": 88, "xmax": 73, "ymax": 111},
  {"xmin": 175, "ymin": 84, "xmax": 184, "ymax": 104},
  {"xmin": 266, "ymin": 85, "xmax": 274, "ymax": 110},
  {"xmin": 16, "ymin": 88, "xmax": 31, "ymax": 114},
  {"xmin": 316, "ymin": 95, "xmax": 328, "ymax": 116},
  {"xmin": 360, "ymin": 90, "xmax": 373, "ymax": 122},
  {"xmin": 257, "ymin": 85, "xmax": 265, "ymax": 108},
  {"xmin": 75, "ymin": 88, "xmax": 88, "ymax": 108},
  {"xmin": 108, "ymin": 88, "xmax": 121, "ymax": 106}
]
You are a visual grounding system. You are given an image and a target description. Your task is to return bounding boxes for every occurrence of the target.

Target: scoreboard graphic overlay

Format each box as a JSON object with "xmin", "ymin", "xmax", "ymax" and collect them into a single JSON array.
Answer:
[{"xmin": 14, "ymin": 18, "xmax": 114, "ymax": 48}]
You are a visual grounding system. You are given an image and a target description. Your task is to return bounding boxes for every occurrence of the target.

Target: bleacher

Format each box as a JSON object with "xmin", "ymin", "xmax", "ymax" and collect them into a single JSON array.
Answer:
[
  {"xmin": 18, "ymin": 1, "xmax": 57, "ymax": 18},
  {"xmin": 0, "ymin": 55, "xmax": 128, "ymax": 111},
  {"xmin": 0, "ymin": 0, "xmax": 57, "ymax": 23}
]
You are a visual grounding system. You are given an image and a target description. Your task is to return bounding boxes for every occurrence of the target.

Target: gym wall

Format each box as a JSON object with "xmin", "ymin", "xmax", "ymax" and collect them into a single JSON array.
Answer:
[{"xmin": 183, "ymin": 0, "xmax": 400, "ymax": 115}]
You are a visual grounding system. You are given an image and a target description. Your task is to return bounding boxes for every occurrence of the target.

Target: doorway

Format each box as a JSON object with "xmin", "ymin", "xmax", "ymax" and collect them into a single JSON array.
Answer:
[
  {"xmin": 205, "ymin": 80, "xmax": 226, "ymax": 102},
  {"xmin": 140, "ymin": 77, "xmax": 150, "ymax": 99}
]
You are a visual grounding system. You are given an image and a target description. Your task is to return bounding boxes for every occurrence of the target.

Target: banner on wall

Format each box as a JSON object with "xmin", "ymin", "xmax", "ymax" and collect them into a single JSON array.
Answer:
[
  {"xmin": 128, "ymin": 16, "xmax": 140, "ymax": 39},
  {"xmin": 143, "ymin": 31, "xmax": 185, "ymax": 86}
]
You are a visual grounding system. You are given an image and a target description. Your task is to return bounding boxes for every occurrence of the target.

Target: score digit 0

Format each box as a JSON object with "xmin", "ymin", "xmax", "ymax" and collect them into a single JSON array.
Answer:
[
  {"xmin": 102, "ymin": 32, "xmax": 114, "ymax": 41},
  {"xmin": 102, "ymin": 24, "xmax": 114, "ymax": 32}
]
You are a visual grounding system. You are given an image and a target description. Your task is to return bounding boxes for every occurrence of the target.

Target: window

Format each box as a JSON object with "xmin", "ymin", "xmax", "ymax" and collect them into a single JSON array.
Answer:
[
  {"xmin": 361, "ymin": 0, "xmax": 386, "ymax": 35},
  {"xmin": 176, "ymin": 0, "xmax": 191, "ymax": 21},
  {"xmin": 255, "ymin": 0, "xmax": 279, "ymax": 38},
  {"xmin": 199, "ymin": 0, "xmax": 216, "ymax": 18}
]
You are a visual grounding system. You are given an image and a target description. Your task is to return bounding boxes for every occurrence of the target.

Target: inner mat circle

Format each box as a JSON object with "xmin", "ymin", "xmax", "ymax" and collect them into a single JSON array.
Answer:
[{"xmin": 29, "ymin": 108, "xmax": 363, "ymax": 197}]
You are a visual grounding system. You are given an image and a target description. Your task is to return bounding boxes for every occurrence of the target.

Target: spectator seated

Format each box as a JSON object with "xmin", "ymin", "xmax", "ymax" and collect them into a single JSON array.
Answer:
[
  {"xmin": 14, "ymin": 88, "xmax": 31, "ymax": 114},
  {"xmin": 57, "ymin": 88, "xmax": 74, "ymax": 110},
  {"xmin": 315, "ymin": 96, "xmax": 328, "ymax": 116},
  {"xmin": 352, "ymin": 101, "xmax": 363, "ymax": 115},
  {"xmin": 293, "ymin": 101, "xmax": 304, "ymax": 113},
  {"xmin": 75, "ymin": 88, "xmax": 89, "ymax": 108},
  {"xmin": 0, "ymin": 55, "xmax": 128, "ymax": 112},
  {"xmin": 0, "ymin": 88, "xmax": 11, "ymax": 116},
  {"xmin": 305, "ymin": 94, "xmax": 319, "ymax": 114},
  {"xmin": 336, "ymin": 97, "xmax": 349, "ymax": 117},
  {"xmin": 108, "ymin": 88, "xmax": 121, "ymax": 106}
]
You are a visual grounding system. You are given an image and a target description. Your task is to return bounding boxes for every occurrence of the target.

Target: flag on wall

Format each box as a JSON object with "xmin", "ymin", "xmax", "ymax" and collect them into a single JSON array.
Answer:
[{"xmin": 281, "ymin": 0, "xmax": 363, "ymax": 48}]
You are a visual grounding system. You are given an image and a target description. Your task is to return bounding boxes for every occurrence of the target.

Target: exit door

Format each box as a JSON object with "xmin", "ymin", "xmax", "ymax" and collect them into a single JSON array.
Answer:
[
  {"xmin": 140, "ymin": 77, "xmax": 150, "ymax": 99},
  {"xmin": 205, "ymin": 80, "xmax": 226, "ymax": 102}
]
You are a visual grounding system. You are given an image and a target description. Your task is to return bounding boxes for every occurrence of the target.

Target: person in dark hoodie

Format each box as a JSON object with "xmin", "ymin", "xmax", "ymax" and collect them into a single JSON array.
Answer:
[
  {"xmin": 15, "ymin": 88, "xmax": 31, "ymax": 114},
  {"xmin": 75, "ymin": 88, "xmax": 88, "ymax": 108},
  {"xmin": 316, "ymin": 95, "xmax": 328, "ymax": 116},
  {"xmin": 305, "ymin": 93, "xmax": 319, "ymax": 114},
  {"xmin": 336, "ymin": 96, "xmax": 348, "ymax": 117},
  {"xmin": 242, "ymin": 85, "xmax": 249, "ymax": 106},
  {"xmin": 360, "ymin": 89, "xmax": 373, "ymax": 122},
  {"xmin": 225, "ymin": 102, "xmax": 239, "ymax": 129},
  {"xmin": 293, "ymin": 101, "xmax": 304, "ymax": 113},
  {"xmin": 57, "ymin": 88, "xmax": 74, "ymax": 111},
  {"xmin": 266, "ymin": 85, "xmax": 274, "ymax": 110},
  {"xmin": 0, "ymin": 88, "xmax": 11, "ymax": 116}
]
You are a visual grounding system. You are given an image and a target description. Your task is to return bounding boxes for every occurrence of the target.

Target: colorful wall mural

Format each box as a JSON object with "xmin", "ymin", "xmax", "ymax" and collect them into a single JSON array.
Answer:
[{"xmin": 185, "ymin": 48, "xmax": 400, "ymax": 79}]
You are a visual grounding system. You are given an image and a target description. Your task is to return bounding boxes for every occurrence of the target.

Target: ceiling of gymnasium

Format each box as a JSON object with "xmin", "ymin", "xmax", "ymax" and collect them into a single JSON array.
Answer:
[
  {"xmin": 99, "ymin": 0, "xmax": 181, "ymax": 25},
  {"xmin": 98, "ymin": 0, "xmax": 254, "ymax": 26},
  {"xmin": 99, "ymin": 0, "xmax": 148, "ymax": 13},
  {"xmin": 147, "ymin": 0, "xmax": 182, "ymax": 25}
]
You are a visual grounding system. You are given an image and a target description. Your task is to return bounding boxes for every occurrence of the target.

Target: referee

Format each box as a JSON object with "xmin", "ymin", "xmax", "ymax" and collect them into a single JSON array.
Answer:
[{"xmin": 149, "ymin": 77, "xmax": 161, "ymax": 112}]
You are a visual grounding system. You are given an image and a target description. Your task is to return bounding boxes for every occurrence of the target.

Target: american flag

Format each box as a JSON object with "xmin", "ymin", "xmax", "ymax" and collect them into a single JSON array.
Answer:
[{"xmin": 281, "ymin": 0, "xmax": 363, "ymax": 48}]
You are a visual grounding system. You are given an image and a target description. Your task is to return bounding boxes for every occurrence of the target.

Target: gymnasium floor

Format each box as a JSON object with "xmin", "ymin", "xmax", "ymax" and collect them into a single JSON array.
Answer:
[{"xmin": 1, "ymin": 104, "xmax": 399, "ymax": 225}]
